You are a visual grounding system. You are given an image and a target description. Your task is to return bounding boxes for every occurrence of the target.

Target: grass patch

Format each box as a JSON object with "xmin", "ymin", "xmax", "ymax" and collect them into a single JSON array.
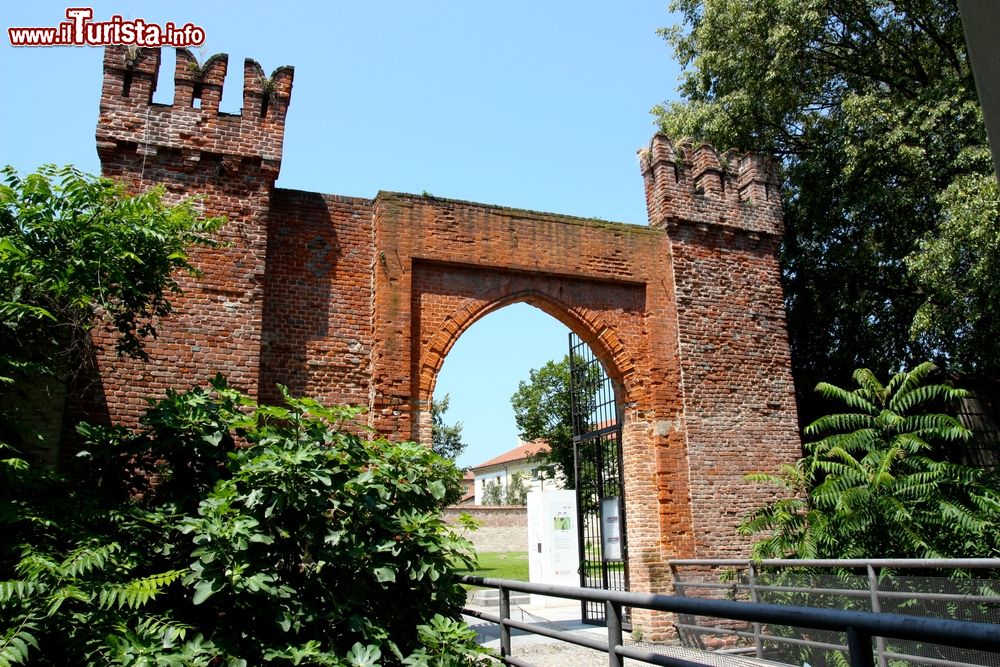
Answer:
[{"xmin": 460, "ymin": 551, "xmax": 529, "ymax": 582}]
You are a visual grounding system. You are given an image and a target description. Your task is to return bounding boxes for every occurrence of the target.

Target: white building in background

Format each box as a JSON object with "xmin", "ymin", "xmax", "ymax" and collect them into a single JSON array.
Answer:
[{"xmin": 469, "ymin": 440, "xmax": 564, "ymax": 505}]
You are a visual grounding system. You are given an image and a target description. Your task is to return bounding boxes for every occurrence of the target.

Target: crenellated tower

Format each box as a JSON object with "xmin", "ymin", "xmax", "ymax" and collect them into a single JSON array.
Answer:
[
  {"xmin": 639, "ymin": 134, "xmax": 782, "ymax": 235},
  {"xmin": 96, "ymin": 46, "xmax": 293, "ymax": 184},
  {"xmin": 638, "ymin": 133, "xmax": 800, "ymax": 559},
  {"xmin": 90, "ymin": 46, "xmax": 294, "ymax": 426}
]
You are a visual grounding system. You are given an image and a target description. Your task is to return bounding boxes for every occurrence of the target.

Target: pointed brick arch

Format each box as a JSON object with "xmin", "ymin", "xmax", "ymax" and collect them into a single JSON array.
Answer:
[
  {"xmin": 365, "ymin": 196, "xmax": 701, "ymax": 637},
  {"xmin": 416, "ymin": 286, "xmax": 644, "ymax": 409}
]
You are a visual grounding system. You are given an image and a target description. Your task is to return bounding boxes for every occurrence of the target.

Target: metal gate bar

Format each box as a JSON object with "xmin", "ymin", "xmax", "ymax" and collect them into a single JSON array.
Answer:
[{"xmin": 568, "ymin": 332, "xmax": 628, "ymax": 625}]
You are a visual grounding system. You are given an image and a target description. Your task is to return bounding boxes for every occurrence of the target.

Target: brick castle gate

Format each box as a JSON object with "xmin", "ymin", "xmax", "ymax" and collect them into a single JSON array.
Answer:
[{"xmin": 89, "ymin": 46, "xmax": 801, "ymax": 635}]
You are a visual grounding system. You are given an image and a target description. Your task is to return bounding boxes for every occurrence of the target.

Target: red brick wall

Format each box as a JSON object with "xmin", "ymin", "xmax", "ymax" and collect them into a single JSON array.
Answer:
[
  {"xmin": 91, "ymin": 48, "xmax": 801, "ymax": 639},
  {"xmin": 260, "ymin": 190, "xmax": 373, "ymax": 407},
  {"xmin": 367, "ymin": 192, "xmax": 693, "ymax": 636}
]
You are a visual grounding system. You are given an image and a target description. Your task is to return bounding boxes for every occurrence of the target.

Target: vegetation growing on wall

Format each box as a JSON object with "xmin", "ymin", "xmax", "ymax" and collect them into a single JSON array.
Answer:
[{"xmin": 0, "ymin": 164, "xmax": 224, "ymax": 456}]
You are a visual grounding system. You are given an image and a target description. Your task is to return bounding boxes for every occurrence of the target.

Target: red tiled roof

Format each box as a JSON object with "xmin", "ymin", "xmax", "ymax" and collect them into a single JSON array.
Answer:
[{"xmin": 471, "ymin": 440, "xmax": 550, "ymax": 470}]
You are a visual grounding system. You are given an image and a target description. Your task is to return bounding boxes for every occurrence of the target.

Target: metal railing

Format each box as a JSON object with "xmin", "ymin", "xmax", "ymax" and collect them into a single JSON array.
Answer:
[
  {"xmin": 460, "ymin": 574, "xmax": 1000, "ymax": 667},
  {"xmin": 669, "ymin": 558, "xmax": 1000, "ymax": 667}
]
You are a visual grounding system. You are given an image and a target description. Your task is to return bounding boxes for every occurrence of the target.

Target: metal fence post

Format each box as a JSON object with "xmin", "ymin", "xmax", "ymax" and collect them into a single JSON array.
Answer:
[
  {"xmin": 670, "ymin": 562, "xmax": 686, "ymax": 598},
  {"xmin": 866, "ymin": 565, "xmax": 887, "ymax": 667},
  {"xmin": 606, "ymin": 600, "xmax": 624, "ymax": 667},
  {"xmin": 747, "ymin": 562, "xmax": 764, "ymax": 659},
  {"xmin": 847, "ymin": 627, "xmax": 876, "ymax": 667},
  {"xmin": 500, "ymin": 586, "xmax": 512, "ymax": 659}
]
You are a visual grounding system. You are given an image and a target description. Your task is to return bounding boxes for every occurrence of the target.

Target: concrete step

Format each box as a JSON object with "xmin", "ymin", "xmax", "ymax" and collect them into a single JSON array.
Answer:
[{"xmin": 468, "ymin": 587, "xmax": 531, "ymax": 607}]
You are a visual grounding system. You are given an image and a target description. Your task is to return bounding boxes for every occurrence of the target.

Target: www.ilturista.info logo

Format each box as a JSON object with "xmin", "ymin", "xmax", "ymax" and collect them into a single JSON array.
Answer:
[{"xmin": 8, "ymin": 8, "xmax": 205, "ymax": 47}]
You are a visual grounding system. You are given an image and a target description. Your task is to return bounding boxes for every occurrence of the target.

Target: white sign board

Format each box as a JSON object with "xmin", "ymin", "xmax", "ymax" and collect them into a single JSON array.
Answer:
[
  {"xmin": 600, "ymin": 497, "xmax": 623, "ymax": 560},
  {"xmin": 527, "ymin": 490, "xmax": 579, "ymax": 607}
]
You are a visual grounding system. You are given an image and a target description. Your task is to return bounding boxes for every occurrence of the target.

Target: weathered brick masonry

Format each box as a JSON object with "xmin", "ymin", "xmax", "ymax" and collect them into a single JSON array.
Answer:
[{"xmin": 91, "ymin": 47, "xmax": 801, "ymax": 635}]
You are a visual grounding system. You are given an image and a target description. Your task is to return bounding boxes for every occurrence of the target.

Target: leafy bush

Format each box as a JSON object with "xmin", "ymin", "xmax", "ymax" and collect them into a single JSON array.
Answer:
[
  {"xmin": 0, "ymin": 164, "xmax": 224, "ymax": 377},
  {"xmin": 0, "ymin": 376, "xmax": 490, "ymax": 665},
  {"xmin": 741, "ymin": 362, "xmax": 1000, "ymax": 560}
]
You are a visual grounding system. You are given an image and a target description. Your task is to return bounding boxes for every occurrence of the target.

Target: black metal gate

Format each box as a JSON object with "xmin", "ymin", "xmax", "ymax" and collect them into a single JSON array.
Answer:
[{"xmin": 568, "ymin": 332, "xmax": 629, "ymax": 625}]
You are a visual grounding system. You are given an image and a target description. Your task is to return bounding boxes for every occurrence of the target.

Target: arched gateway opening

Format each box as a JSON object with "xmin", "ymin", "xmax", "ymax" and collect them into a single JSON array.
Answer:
[
  {"xmin": 427, "ymin": 299, "xmax": 631, "ymax": 626},
  {"xmin": 415, "ymin": 290, "xmax": 634, "ymax": 448},
  {"xmin": 431, "ymin": 302, "xmax": 570, "ymax": 472},
  {"xmin": 92, "ymin": 46, "xmax": 803, "ymax": 639}
]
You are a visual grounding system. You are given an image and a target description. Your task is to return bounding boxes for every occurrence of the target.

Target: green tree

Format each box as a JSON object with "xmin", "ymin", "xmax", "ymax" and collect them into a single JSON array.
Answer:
[
  {"xmin": 741, "ymin": 362, "xmax": 1000, "ymax": 559},
  {"xmin": 655, "ymin": 1, "xmax": 999, "ymax": 399},
  {"xmin": 907, "ymin": 173, "xmax": 1000, "ymax": 371},
  {"xmin": 511, "ymin": 356, "xmax": 587, "ymax": 489},
  {"xmin": 504, "ymin": 472, "xmax": 529, "ymax": 506},
  {"xmin": 0, "ymin": 376, "xmax": 489, "ymax": 665},
  {"xmin": 481, "ymin": 479, "xmax": 503, "ymax": 506},
  {"xmin": 0, "ymin": 164, "xmax": 223, "ymax": 457},
  {"xmin": 511, "ymin": 357, "xmax": 572, "ymax": 486},
  {"xmin": 430, "ymin": 394, "xmax": 466, "ymax": 461}
]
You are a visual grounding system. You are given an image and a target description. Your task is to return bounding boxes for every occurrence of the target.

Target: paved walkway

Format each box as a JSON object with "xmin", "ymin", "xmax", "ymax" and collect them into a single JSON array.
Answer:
[{"xmin": 463, "ymin": 598, "xmax": 613, "ymax": 666}]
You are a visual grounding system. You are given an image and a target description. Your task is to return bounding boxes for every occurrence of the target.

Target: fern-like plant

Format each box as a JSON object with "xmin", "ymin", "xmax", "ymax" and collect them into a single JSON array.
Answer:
[{"xmin": 741, "ymin": 362, "xmax": 1000, "ymax": 559}]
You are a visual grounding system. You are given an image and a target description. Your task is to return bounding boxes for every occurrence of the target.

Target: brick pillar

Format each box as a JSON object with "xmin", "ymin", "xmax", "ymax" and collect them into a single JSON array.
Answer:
[{"xmin": 634, "ymin": 134, "xmax": 801, "ymax": 634}]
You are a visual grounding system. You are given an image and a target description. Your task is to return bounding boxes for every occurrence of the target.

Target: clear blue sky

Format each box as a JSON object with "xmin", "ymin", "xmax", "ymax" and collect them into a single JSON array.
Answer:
[{"xmin": 1, "ymin": 2, "xmax": 683, "ymax": 469}]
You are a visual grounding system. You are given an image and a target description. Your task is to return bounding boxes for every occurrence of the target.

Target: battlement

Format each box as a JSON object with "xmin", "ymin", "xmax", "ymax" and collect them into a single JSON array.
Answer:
[
  {"xmin": 96, "ymin": 46, "xmax": 294, "ymax": 179},
  {"xmin": 638, "ymin": 134, "xmax": 782, "ymax": 236}
]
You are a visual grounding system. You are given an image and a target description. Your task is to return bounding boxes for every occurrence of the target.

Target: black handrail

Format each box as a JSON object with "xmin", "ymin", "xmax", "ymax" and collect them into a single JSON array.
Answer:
[{"xmin": 461, "ymin": 575, "xmax": 1000, "ymax": 667}]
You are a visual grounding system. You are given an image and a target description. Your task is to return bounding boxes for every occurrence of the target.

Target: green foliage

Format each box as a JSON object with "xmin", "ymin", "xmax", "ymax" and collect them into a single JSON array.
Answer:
[
  {"xmin": 402, "ymin": 615, "xmax": 491, "ymax": 666},
  {"xmin": 0, "ymin": 441, "xmax": 208, "ymax": 664},
  {"xmin": 907, "ymin": 173, "xmax": 1000, "ymax": 371},
  {"xmin": 480, "ymin": 479, "xmax": 503, "ymax": 506},
  {"xmin": 741, "ymin": 363, "xmax": 1000, "ymax": 559},
  {"xmin": 503, "ymin": 472, "xmax": 529, "ymax": 506},
  {"xmin": 0, "ymin": 164, "xmax": 224, "ymax": 457},
  {"xmin": 510, "ymin": 354, "xmax": 601, "ymax": 488},
  {"xmin": 512, "ymin": 357, "xmax": 575, "ymax": 486},
  {"xmin": 430, "ymin": 394, "xmax": 466, "ymax": 461},
  {"xmin": 454, "ymin": 512, "xmax": 481, "ymax": 536},
  {"xmin": 480, "ymin": 473, "xmax": 529, "ymax": 506},
  {"xmin": 0, "ymin": 164, "xmax": 223, "ymax": 378},
  {"xmin": 0, "ymin": 377, "xmax": 489, "ymax": 665},
  {"xmin": 655, "ymin": 1, "xmax": 999, "ymax": 390}
]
